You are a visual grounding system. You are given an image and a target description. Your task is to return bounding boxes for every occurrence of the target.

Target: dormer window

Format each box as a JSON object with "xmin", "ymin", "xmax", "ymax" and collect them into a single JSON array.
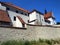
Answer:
[
  {"xmin": 25, "ymin": 13, "xmax": 27, "ymax": 16},
  {"xmin": 6, "ymin": 7, "xmax": 10, "ymax": 10},
  {"xmin": 16, "ymin": 10, "xmax": 18, "ymax": 13},
  {"xmin": 21, "ymin": 12, "xmax": 23, "ymax": 14}
]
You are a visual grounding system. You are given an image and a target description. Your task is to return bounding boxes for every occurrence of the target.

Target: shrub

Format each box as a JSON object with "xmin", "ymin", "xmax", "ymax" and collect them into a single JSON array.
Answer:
[{"xmin": 1, "ymin": 39, "xmax": 60, "ymax": 45}]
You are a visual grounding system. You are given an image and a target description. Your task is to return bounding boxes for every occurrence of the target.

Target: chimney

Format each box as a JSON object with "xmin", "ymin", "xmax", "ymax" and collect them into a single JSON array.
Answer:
[{"xmin": 45, "ymin": 9, "xmax": 47, "ymax": 14}]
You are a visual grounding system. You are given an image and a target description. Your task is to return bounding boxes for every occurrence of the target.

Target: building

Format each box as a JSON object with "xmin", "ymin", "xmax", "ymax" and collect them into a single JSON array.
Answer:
[
  {"xmin": 29, "ymin": 10, "xmax": 45, "ymax": 25},
  {"xmin": 0, "ymin": 1, "xmax": 29, "ymax": 28},
  {"xmin": 44, "ymin": 11, "xmax": 56, "ymax": 25},
  {"xmin": 29, "ymin": 10, "xmax": 56, "ymax": 25},
  {"xmin": 0, "ymin": 1, "xmax": 56, "ymax": 28}
]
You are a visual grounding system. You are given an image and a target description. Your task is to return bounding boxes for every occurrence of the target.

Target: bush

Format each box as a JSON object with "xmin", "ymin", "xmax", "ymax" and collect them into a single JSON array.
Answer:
[
  {"xmin": 1, "ymin": 39, "xmax": 60, "ymax": 45},
  {"xmin": 1, "ymin": 40, "xmax": 25, "ymax": 45}
]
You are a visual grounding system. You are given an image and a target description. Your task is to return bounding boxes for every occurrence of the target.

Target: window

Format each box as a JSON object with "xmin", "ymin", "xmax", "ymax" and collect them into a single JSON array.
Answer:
[
  {"xmin": 25, "ymin": 13, "xmax": 27, "ymax": 16},
  {"xmin": 21, "ymin": 12, "xmax": 23, "ymax": 14},
  {"xmin": 45, "ymin": 20, "xmax": 50, "ymax": 24},
  {"xmin": 16, "ymin": 10, "xmax": 18, "ymax": 13},
  {"xmin": 28, "ymin": 20, "xmax": 29, "ymax": 23},
  {"xmin": 14, "ymin": 16, "xmax": 16, "ymax": 21},
  {"xmin": 42, "ymin": 19, "xmax": 43, "ymax": 21},
  {"xmin": 6, "ymin": 7, "xmax": 10, "ymax": 10}
]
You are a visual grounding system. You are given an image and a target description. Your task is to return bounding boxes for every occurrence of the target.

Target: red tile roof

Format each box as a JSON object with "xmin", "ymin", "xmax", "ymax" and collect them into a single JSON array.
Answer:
[
  {"xmin": 44, "ymin": 12, "xmax": 55, "ymax": 19},
  {"xmin": 17, "ymin": 16, "xmax": 25, "ymax": 24},
  {"xmin": 0, "ymin": 2, "xmax": 30, "ymax": 13},
  {"xmin": 44, "ymin": 12, "xmax": 52, "ymax": 19},
  {"xmin": 0, "ymin": 10, "xmax": 11, "ymax": 22}
]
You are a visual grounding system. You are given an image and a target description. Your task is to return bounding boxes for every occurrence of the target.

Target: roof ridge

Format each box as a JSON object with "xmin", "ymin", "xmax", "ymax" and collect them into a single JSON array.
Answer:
[{"xmin": 0, "ymin": 1, "xmax": 30, "ymax": 13}]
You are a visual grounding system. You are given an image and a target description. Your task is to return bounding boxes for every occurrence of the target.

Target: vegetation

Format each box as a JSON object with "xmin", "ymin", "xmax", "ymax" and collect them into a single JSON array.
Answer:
[
  {"xmin": 1, "ymin": 39, "xmax": 60, "ymax": 45},
  {"xmin": 57, "ymin": 22, "xmax": 60, "ymax": 25}
]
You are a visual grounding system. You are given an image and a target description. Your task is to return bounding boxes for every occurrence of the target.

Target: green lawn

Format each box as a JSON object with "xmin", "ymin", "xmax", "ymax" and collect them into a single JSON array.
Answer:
[{"xmin": 1, "ymin": 39, "xmax": 60, "ymax": 45}]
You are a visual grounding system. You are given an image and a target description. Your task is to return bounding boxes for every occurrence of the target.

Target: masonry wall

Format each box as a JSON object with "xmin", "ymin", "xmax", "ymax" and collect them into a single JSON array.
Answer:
[{"xmin": 0, "ymin": 25, "xmax": 60, "ymax": 41}]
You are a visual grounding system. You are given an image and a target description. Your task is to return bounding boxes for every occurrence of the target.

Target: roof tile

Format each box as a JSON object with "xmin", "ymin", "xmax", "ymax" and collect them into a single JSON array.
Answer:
[
  {"xmin": 44, "ymin": 12, "xmax": 55, "ymax": 19},
  {"xmin": 17, "ymin": 16, "xmax": 25, "ymax": 24},
  {"xmin": 0, "ymin": 10, "xmax": 11, "ymax": 22}
]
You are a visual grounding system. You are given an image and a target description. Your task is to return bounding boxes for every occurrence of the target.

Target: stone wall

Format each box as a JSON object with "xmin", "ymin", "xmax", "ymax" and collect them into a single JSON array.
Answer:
[{"xmin": 0, "ymin": 25, "xmax": 60, "ymax": 41}]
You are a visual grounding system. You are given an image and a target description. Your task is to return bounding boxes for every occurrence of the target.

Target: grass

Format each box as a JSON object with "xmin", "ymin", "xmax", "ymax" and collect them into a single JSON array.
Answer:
[{"xmin": 1, "ymin": 39, "xmax": 60, "ymax": 45}]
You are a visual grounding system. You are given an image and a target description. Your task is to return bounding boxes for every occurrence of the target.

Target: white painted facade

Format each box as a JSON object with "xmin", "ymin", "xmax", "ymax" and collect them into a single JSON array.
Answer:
[
  {"xmin": 7, "ymin": 10, "xmax": 28, "ymax": 27},
  {"xmin": 7, "ymin": 10, "xmax": 29, "ymax": 24},
  {"xmin": 29, "ymin": 11, "xmax": 37, "ymax": 24},
  {"xmin": 0, "ymin": 3, "xmax": 6, "ymax": 11},
  {"xmin": 29, "ymin": 10, "xmax": 56, "ymax": 25},
  {"xmin": 44, "ymin": 12, "xmax": 56, "ymax": 25},
  {"xmin": 29, "ymin": 11, "xmax": 36, "ymax": 21},
  {"xmin": 36, "ymin": 13, "xmax": 45, "ymax": 25},
  {"xmin": 13, "ymin": 16, "xmax": 22, "ymax": 27},
  {"xmin": 29, "ymin": 11, "xmax": 45, "ymax": 25},
  {"xmin": 12, "ymin": 16, "xmax": 26, "ymax": 27},
  {"xmin": 48, "ymin": 18, "xmax": 56, "ymax": 25}
]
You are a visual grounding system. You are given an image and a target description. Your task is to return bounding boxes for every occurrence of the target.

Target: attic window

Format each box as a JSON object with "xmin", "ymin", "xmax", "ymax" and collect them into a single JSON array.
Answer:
[
  {"xmin": 6, "ymin": 7, "xmax": 10, "ymax": 10},
  {"xmin": 21, "ymin": 12, "xmax": 23, "ymax": 14},
  {"xmin": 14, "ymin": 16, "xmax": 16, "ymax": 21},
  {"xmin": 25, "ymin": 13, "xmax": 27, "ymax": 16},
  {"xmin": 16, "ymin": 10, "xmax": 18, "ymax": 13}
]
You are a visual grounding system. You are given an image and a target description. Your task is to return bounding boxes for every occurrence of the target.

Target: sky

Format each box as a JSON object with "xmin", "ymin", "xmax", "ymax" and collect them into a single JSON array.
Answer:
[{"xmin": 0, "ymin": 0, "xmax": 60, "ymax": 22}]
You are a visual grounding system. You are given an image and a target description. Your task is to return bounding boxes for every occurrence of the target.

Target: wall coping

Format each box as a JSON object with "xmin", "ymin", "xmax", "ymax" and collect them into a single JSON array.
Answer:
[
  {"xmin": 0, "ymin": 24, "xmax": 60, "ymax": 29},
  {"xmin": 27, "ymin": 24, "xmax": 60, "ymax": 28},
  {"xmin": 0, "ymin": 25, "xmax": 27, "ymax": 29}
]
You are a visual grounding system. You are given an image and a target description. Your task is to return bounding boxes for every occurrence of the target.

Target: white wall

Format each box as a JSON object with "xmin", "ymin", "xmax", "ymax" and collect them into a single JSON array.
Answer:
[
  {"xmin": 36, "ymin": 13, "xmax": 45, "ymax": 25},
  {"xmin": 13, "ymin": 17, "xmax": 22, "ymax": 27},
  {"xmin": 29, "ymin": 11, "xmax": 45, "ymax": 25},
  {"xmin": 36, "ymin": 13, "xmax": 41, "ymax": 24},
  {"xmin": 48, "ymin": 18, "xmax": 56, "ymax": 25},
  {"xmin": 40, "ymin": 15, "xmax": 46, "ymax": 25},
  {"xmin": 7, "ymin": 11, "xmax": 29, "ymax": 27},
  {"xmin": 29, "ymin": 11, "xmax": 36, "ymax": 21},
  {"xmin": 0, "ymin": 3, "xmax": 6, "ymax": 11}
]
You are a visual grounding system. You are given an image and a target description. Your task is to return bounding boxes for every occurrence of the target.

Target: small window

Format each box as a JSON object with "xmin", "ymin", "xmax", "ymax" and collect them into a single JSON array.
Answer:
[
  {"xmin": 28, "ymin": 20, "xmax": 29, "ymax": 23},
  {"xmin": 25, "ymin": 13, "xmax": 27, "ymax": 16},
  {"xmin": 16, "ymin": 10, "xmax": 18, "ymax": 13},
  {"xmin": 21, "ymin": 12, "xmax": 23, "ymax": 14},
  {"xmin": 8, "ymin": 15, "xmax": 9, "ymax": 17},
  {"xmin": 6, "ymin": 7, "xmax": 10, "ymax": 10},
  {"xmin": 14, "ymin": 16, "xmax": 16, "ymax": 21}
]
